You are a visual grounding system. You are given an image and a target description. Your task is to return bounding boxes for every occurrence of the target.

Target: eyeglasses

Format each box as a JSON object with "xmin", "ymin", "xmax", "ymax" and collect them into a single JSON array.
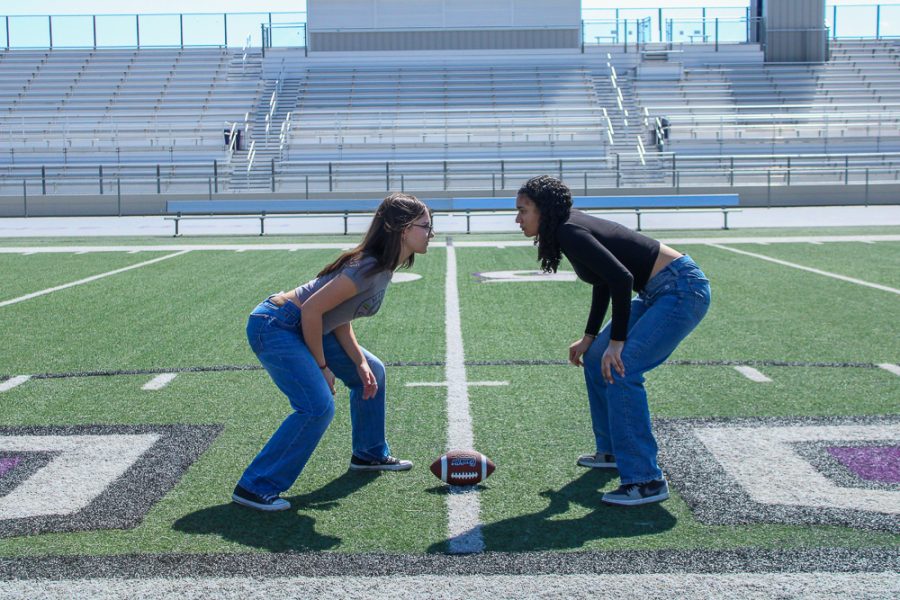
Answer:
[{"xmin": 410, "ymin": 223, "xmax": 434, "ymax": 235}]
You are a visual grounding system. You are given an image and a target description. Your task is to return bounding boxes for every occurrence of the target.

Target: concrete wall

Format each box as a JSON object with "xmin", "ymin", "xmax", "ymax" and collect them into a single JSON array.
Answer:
[
  {"xmin": 306, "ymin": 0, "xmax": 582, "ymax": 51},
  {"xmin": 763, "ymin": 0, "xmax": 827, "ymax": 63}
]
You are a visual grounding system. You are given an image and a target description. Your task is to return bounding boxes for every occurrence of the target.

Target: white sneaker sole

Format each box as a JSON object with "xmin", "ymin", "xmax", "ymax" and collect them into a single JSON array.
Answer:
[
  {"xmin": 231, "ymin": 493, "xmax": 291, "ymax": 511},
  {"xmin": 349, "ymin": 462, "xmax": 413, "ymax": 472}
]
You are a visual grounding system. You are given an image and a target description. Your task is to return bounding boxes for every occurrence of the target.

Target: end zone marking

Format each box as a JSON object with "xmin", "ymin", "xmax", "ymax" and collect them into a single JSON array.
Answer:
[
  {"xmin": 142, "ymin": 374, "xmax": 177, "ymax": 391},
  {"xmin": 0, "ymin": 251, "xmax": 192, "ymax": 308},
  {"xmin": 877, "ymin": 363, "xmax": 900, "ymax": 377},
  {"xmin": 444, "ymin": 241, "xmax": 485, "ymax": 554},
  {"xmin": 0, "ymin": 376, "xmax": 30, "ymax": 393},
  {"xmin": 734, "ymin": 366, "xmax": 772, "ymax": 383},
  {"xmin": 707, "ymin": 244, "xmax": 900, "ymax": 295}
]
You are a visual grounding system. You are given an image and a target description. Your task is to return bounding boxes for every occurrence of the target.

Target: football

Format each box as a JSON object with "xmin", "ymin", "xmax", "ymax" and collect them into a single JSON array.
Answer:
[{"xmin": 429, "ymin": 449, "xmax": 496, "ymax": 486}]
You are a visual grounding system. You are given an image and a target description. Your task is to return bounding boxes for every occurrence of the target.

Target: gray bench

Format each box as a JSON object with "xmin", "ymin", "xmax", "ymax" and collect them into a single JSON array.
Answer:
[{"xmin": 165, "ymin": 194, "xmax": 740, "ymax": 236}]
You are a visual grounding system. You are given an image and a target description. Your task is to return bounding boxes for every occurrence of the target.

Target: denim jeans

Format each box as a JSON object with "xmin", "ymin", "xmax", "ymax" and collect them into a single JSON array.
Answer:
[
  {"xmin": 583, "ymin": 255, "xmax": 710, "ymax": 484},
  {"xmin": 238, "ymin": 297, "xmax": 390, "ymax": 497}
]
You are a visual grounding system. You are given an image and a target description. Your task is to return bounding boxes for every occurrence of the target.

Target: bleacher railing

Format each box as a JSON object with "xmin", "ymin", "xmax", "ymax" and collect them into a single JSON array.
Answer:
[{"xmin": 4, "ymin": 152, "xmax": 900, "ymax": 202}]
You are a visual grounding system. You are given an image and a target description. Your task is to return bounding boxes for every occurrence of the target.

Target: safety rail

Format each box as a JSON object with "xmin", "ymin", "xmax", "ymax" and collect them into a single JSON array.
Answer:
[{"xmin": 4, "ymin": 152, "xmax": 900, "ymax": 205}]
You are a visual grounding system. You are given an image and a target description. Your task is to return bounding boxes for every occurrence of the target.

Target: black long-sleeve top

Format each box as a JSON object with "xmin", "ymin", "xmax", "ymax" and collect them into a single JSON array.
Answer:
[{"xmin": 556, "ymin": 210, "xmax": 661, "ymax": 341}]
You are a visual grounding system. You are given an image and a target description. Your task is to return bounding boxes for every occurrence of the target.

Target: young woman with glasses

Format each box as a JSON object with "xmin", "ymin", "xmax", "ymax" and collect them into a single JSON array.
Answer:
[{"xmin": 232, "ymin": 192, "xmax": 434, "ymax": 511}]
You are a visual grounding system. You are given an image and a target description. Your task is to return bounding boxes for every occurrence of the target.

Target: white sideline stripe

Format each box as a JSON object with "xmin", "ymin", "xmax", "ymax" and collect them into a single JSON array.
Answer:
[
  {"xmin": 406, "ymin": 381, "xmax": 508, "ymax": 388},
  {"xmin": 0, "ymin": 573, "xmax": 897, "ymax": 598},
  {"xmin": 0, "ymin": 376, "xmax": 31, "ymax": 393},
  {"xmin": 708, "ymin": 244, "xmax": 900, "ymax": 295},
  {"xmin": 0, "ymin": 251, "xmax": 191, "ymax": 308},
  {"xmin": 142, "ymin": 373, "xmax": 177, "ymax": 391},
  {"xmin": 444, "ymin": 242, "xmax": 484, "ymax": 554},
  {"xmin": 0, "ymin": 234, "xmax": 898, "ymax": 254},
  {"xmin": 878, "ymin": 363, "xmax": 900, "ymax": 376},
  {"xmin": 733, "ymin": 366, "xmax": 772, "ymax": 383}
]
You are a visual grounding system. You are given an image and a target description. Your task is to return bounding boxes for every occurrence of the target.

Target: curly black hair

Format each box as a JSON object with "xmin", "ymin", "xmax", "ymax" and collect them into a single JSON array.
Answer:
[{"xmin": 517, "ymin": 175, "xmax": 572, "ymax": 273}]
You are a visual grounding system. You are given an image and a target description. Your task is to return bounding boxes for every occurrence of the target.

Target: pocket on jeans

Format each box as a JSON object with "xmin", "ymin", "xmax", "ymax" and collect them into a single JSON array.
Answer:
[{"xmin": 246, "ymin": 316, "xmax": 268, "ymax": 353}]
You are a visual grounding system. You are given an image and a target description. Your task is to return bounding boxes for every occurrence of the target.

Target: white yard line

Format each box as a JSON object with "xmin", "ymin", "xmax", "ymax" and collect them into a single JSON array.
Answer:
[
  {"xmin": 0, "ymin": 234, "xmax": 898, "ymax": 254},
  {"xmin": 708, "ymin": 244, "xmax": 900, "ymax": 295},
  {"xmin": 733, "ymin": 366, "xmax": 772, "ymax": 383},
  {"xmin": 877, "ymin": 363, "xmax": 900, "ymax": 377},
  {"xmin": 142, "ymin": 373, "xmax": 178, "ymax": 391},
  {"xmin": 0, "ymin": 251, "xmax": 191, "ymax": 308},
  {"xmin": 444, "ymin": 242, "xmax": 485, "ymax": 554},
  {"xmin": 0, "ymin": 376, "xmax": 31, "ymax": 393},
  {"xmin": 406, "ymin": 381, "xmax": 508, "ymax": 388}
]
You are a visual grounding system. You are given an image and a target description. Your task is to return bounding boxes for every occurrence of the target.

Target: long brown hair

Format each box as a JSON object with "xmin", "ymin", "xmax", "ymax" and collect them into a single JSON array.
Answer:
[{"xmin": 318, "ymin": 192, "xmax": 430, "ymax": 277}]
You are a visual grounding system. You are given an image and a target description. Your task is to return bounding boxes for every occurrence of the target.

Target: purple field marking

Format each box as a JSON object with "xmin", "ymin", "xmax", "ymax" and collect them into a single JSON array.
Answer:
[
  {"xmin": 0, "ymin": 456, "xmax": 22, "ymax": 478},
  {"xmin": 827, "ymin": 446, "xmax": 900, "ymax": 484}
]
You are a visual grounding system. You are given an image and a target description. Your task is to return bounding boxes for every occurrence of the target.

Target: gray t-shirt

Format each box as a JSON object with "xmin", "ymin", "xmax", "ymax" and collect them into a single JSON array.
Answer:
[{"xmin": 294, "ymin": 254, "xmax": 392, "ymax": 334}]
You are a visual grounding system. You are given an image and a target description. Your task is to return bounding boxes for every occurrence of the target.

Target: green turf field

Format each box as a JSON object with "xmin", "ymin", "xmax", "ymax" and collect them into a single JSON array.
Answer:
[{"xmin": 0, "ymin": 228, "xmax": 897, "ymax": 558}]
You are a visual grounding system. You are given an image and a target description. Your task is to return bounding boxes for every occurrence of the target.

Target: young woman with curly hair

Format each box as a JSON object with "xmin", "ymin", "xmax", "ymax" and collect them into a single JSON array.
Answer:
[
  {"xmin": 232, "ymin": 193, "xmax": 434, "ymax": 511},
  {"xmin": 515, "ymin": 175, "xmax": 711, "ymax": 506}
]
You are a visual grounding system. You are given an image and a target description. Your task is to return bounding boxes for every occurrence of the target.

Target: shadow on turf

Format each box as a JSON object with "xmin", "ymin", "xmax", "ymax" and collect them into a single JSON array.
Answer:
[
  {"xmin": 428, "ymin": 469, "xmax": 677, "ymax": 553},
  {"xmin": 173, "ymin": 471, "xmax": 379, "ymax": 552}
]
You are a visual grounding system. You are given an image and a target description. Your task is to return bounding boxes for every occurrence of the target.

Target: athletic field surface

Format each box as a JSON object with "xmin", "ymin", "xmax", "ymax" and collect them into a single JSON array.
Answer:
[{"xmin": 0, "ymin": 227, "xmax": 898, "ymax": 598}]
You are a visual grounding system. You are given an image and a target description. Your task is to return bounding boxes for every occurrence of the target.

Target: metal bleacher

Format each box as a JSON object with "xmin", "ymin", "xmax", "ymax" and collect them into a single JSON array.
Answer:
[{"xmin": 0, "ymin": 47, "xmax": 262, "ymax": 195}]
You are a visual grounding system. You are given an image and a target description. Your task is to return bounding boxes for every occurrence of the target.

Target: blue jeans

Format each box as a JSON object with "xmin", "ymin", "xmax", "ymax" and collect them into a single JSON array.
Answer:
[
  {"xmin": 238, "ymin": 298, "xmax": 390, "ymax": 497},
  {"xmin": 583, "ymin": 255, "xmax": 710, "ymax": 484}
]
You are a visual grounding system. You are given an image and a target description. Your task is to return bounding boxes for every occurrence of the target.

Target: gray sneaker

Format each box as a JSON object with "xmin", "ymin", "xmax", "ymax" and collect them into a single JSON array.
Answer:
[
  {"xmin": 576, "ymin": 452, "xmax": 617, "ymax": 469},
  {"xmin": 231, "ymin": 485, "xmax": 291, "ymax": 512},
  {"xmin": 349, "ymin": 455, "xmax": 413, "ymax": 471},
  {"xmin": 602, "ymin": 478, "xmax": 669, "ymax": 506}
]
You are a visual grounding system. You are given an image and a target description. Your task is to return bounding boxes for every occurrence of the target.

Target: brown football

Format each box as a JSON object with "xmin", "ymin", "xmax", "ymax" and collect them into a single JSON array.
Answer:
[{"xmin": 429, "ymin": 449, "xmax": 496, "ymax": 486}]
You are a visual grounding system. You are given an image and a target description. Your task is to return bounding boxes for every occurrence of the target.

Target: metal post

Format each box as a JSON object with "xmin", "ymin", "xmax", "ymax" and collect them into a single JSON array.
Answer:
[
  {"xmin": 715, "ymin": 18, "xmax": 719, "ymax": 52},
  {"xmin": 23, "ymin": 180, "xmax": 27, "ymax": 216},
  {"xmin": 833, "ymin": 6, "xmax": 837, "ymax": 39},
  {"xmin": 877, "ymin": 5, "xmax": 881, "ymax": 40},
  {"xmin": 213, "ymin": 160, "xmax": 218, "ymax": 193},
  {"xmin": 271, "ymin": 158, "xmax": 275, "ymax": 192},
  {"xmin": 466, "ymin": 211, "xmax": 471, "ymax": 234},
  {"xmin": 865, "ymin": 168, "xmax": 870, "ymax": 206},
  {"xmin": 558, "ymin": 159, "xmax": 563, "ymax": 180},
  {"xmin": 500, "ymin": 160, "xmax": 505, "ymax": 189},
  {"xmin": 624, "ymin": 19, "xmax": 628, "ymax": 52},
  {"xmin": 328, "ymin": 162, "xmax": 333, "ymax": 192},
  {"xmin": 702, "ymin": 8, "xmax": 707, "ymax": 42},
  {"xmin": 305, "ymin": 175, "xmax": 309, "ymax": 199},
  {"xmin": 671, "ymin": 154, "xmax": 676, "ymax": 187},
  {"xmin": 635, "ymin": 208, "xmax": 642, "ymax": 231},
  {"xmin": 179, "ymin": 14, "xmax": 184, "ymax": 49},
  {"xmin": 658, "ymin": 8, "xmax": 663, "ymax": 43},
  {"xmin": 584, "ymin": 171, "xmax": 588, "ymax": 194},
  {"xmin": 136, "ymin": 15, "xmax": 140, "ymax": 49},
  {"xmin": 259, "ymin": 211, "xmax": 266, "ymax": 236},
  {"xmin": 41, "ymin": 166, "xmax": 46, "ymax": 195},
  {"xmin": 723, "ymin": 209, "xmax": 730, "ymax": 230},
  {"xmin": 156, "ymin": 164, "xmax": 161, "ymax": 194},
  {"xmin": 261, "ymin": 24, "xmax": 266, "ymax": 58},
  {"xmin": 616, "ymin": 154, "xmax": 621, "ymax": 188},
  {"xmin": 845, "ymin": 155, "xmax": 849, "ymax": 184},
  {"xmin": 766, "ymin": 170, "xmax": 771, "ymax": 207},
  {"xmin": 443, "ymin": 160, "xmax": 448, "ymax": 191},
  {"xmin": 6, "ymin": 16, "xmax": 9, "ymax": 50},
  {"xmin": 99, "ymin": 165, "xmax": 104, "ymax": 194},
  {"xmin": 730, "ymin": 156, "xmax": 734, "ymax": 186},
  {"xmin": 223, "ymin": 13, "xmax": 228, "ymax": 46},
  {"xmin": 93, "ymin": 15, "xmax": 97, "ymax": 49},
  {"xmin": 117, "ymin": 178, "xmax": 122, "ymax": 215},
  {"xmin": 48, "ymin": 15, "xmax": 53, "ymax": 49},
  {"xmin": 343, "ymin": 211, "xmax": 349, "ymax": 235},
  {"xmin": 385, "ymin": 162, "xmax": 390, "ymax": 191},
  {"xmin": 786, "ymin": 157, "xmax": 791, "ymax": 186},
  {"xmin": 400, "ymin": 173, "xmax": 405, "ymax": 192},
  {"xmin": 208, "ymin": 177, "xmax": 212, "ymax": 199}
]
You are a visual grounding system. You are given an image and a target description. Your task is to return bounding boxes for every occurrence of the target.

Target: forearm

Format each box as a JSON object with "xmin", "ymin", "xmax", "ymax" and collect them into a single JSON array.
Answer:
[
  {"xmin": 333, "ymin": 322, "xmax": 366, "ymax": 366},
  {"xmin": 300, "ymin": 311, "xmax": 327, "ymax": 367}
]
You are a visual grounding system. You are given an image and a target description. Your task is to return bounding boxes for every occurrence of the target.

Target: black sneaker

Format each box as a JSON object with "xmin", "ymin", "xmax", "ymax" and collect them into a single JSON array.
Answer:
[
  {"xmin": 576, "ymin": 452, "xmax": 617, "ymax": 469},
  {"xmin": 349, "ymin": 455, "xmax": 413, "ymax": 471},
  {"xmin": 231, "ymin": 484, "xmax": 291, "ymax": 511},
  {"xmin": 601, "ymin": 478, "xmax": 669, "ymax": 506}
]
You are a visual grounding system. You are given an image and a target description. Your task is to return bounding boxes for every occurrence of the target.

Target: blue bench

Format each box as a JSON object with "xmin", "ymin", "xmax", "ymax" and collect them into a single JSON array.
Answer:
[{"xmin": 165, "ymin": 194, "xmax": 740, "ymax": 236}]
